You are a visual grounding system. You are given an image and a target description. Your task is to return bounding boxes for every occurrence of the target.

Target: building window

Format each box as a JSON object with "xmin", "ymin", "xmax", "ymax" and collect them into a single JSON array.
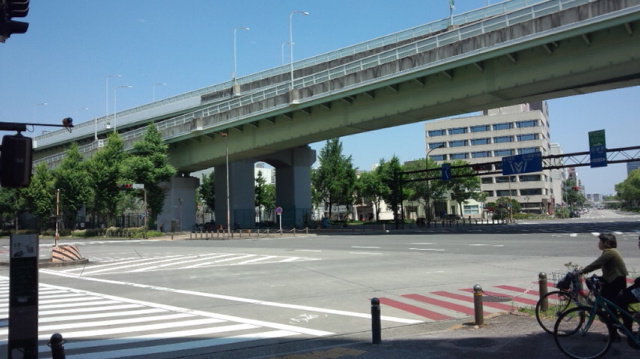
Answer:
[
  {"xmin": 471, "ymin": 151, "xmax": 491, "ymax": 158},
  {"xmin": 463, "ymin": 205, "xmax": 480, "ymax": 215},
  {"xmin": 496, "ymin": 176, "xmax": 516, "ymax": 183},
  {"xmin": 470, "ymin": 124, "xmax": 491, "ymax": 133},
  {"xmin": 496, "ymin": 190, "xmax": 517, "ymax": 197},
  {"xmin": 494, "ymin": 163, "xmax": 503, "ymax": 171},
  {"xmin": 520, "ymin": 174, "xmax": 541, "ymax": 182},
  {"xmin": 428, "ymin": 129, "xmax": 446, "ymax": 137},
  {"xmin": 517, "ymin": 134, "xmax": 538, "ymax": 141},
  {"xmin": 493, "ymin": 122, "xmax": 513, "ymax": 130},
  {"xmin": 448, "ymin": 127, "xmax": 467, "ymax": 135},
  {"xmin": 493, "ymin": 136, "xmax": 513, "ymax": 143},
  {"xmin": 449, "ymin": 140, "xmax": 468, "ymax": 147},
  {"xmin": 494, "ymin": 149, "xmax": 514, "ymax": 157},
  {"xmin": 428, "ymin": 142, "xmax": 446, "ymax": 149},
  {"xmin": 483, "ymin": 190, "xmax": 494, "ymax": 197},
  {"xmin": 516, "ymin": 120, "xmax": 538, "ymax": 128},
  {"xmin": 430, "ymin": 154, "xmax": 447, "ymax": 161},
  {"xmin": 450, "ymin": 153, "xmax": 468, "ymax": 160},
  {"xmin": 481, "ymin": 177, "xmax": 493, "ymax": 184},
  {"xmin": 520, "ymin": 188, "xmax": 542, "ymax": 195},
  {"xmin": 470, "ymin": 138, "xmax": 490, "ymax": 145},
  {"xmin": 518, "ymin": 147, "xmax": 539, "ymax": 154}
]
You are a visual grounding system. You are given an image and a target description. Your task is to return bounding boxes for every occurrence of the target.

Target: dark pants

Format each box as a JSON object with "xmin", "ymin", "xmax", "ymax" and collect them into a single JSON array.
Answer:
[
  {"xmin": 602, "ymin": 276, "xmax": 627, "ymax": 334},
  {"xmin": 616, "ymin": 280, "xmax": 639, "ymax": 332}
]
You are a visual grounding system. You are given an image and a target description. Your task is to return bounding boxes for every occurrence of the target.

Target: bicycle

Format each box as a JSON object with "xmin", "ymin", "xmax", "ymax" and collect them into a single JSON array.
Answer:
[
  {"xmin": 553, "ymin": 276, "xmax": 640, "ymax": 359},
  {"xmin": 535, "ymin": 271, "xmax": 592, "ymax": 334}
]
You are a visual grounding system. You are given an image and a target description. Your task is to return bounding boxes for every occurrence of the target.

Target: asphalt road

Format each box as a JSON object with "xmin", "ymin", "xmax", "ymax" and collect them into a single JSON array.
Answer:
[{"xmin": 1, "ymin": 209, "xmax": 639, "ymax": 358}]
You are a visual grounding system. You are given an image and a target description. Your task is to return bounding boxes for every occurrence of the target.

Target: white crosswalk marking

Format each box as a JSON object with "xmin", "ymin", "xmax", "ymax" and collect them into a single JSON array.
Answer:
[
  {"xmin": 0, "ymin": 278, "xmax": 332, "ymax": 358},
  {"xmin": 52, "ymin": 252, "xmax": 320, "ymax": 275}
]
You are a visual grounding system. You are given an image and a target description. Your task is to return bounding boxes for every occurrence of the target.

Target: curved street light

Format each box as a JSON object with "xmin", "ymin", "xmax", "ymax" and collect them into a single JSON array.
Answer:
[
  {"xmin": 232, "ymin": 27, "xmax": 250, "ymax": 80},
  {"xmin": 105, "ymin": 74, "xmax": 121, "ymax": 123}
]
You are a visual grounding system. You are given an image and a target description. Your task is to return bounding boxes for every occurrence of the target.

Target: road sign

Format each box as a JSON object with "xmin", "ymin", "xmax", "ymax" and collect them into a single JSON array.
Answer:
[
  {"xmin": 440, "ymin": 163, "xmax": 451, "ymax": 180},
  {"xmin": 133, "ymin": 183, "xmax": 144, "ymax": 189},
  {"xmin": 275, "ymin": 207, "xmax": 283, "ymax": 215},
  {"xmin": 588, "ymin": 129, "xmax": 607, "ymax": 168},
  {"xmin": 502, "ymin": 152, "xmax": 542, "ymax": 175}
]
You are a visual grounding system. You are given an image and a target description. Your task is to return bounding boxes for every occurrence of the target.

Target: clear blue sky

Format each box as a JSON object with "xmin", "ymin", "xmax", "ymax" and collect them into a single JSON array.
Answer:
[{"xmin": 1, "ymin": 1, "xmax": 637, "ymax": 195}]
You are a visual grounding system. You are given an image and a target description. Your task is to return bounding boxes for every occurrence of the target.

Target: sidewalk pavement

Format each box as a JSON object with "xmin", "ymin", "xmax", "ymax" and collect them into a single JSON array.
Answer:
[{"xmin": 201, "ymin": 313, "xmax": 638, "ymax": 359}]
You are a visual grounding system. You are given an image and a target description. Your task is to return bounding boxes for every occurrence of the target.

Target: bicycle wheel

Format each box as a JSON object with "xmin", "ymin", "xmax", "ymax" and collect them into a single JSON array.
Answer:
[
  {"xmin": 535, "ymin": 290, "xmax": 573, "ymax": 334},
  {"xmin": 554, "ymin": 306, "xmax": 613, "ymax": 359}
]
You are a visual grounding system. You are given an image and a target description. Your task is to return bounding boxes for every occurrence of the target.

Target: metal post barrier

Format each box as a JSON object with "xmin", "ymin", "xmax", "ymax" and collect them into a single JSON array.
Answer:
[
  {"xmin": 48, "ymin": 333, "xmax": 66, "ymax": 359},
  {"xmin": 539, "ymin": 272, "xmax": 548, "ymax": 311},
  {"xmin": 473, "ymin": 284, "xmax": 484, "ymax": 326},
  {"xmin": 371, "ymin": 298, "xmax": 381, "ymax": 344}
]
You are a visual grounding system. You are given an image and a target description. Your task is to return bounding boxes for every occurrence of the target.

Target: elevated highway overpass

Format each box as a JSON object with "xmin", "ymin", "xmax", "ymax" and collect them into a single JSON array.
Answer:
[{"xmin": 32, "ymin": 0, "xmax": 640, "ymax": 229}]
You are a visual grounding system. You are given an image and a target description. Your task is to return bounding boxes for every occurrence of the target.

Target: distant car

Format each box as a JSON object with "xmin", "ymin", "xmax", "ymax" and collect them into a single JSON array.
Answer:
[
  {"xmin": 445, "ymin": 214, "xmax": 462, "ymax": 220},
  {"xmin": 569, "ymin": 211, "xmax": 580, "ymax": 218}
]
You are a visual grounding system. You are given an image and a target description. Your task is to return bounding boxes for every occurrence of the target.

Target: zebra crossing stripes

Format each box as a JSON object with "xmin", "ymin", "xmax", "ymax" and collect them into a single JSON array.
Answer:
[
  {"xmin": 379, "ymin": 284, "xmax": 537, "ymax": 321},
  {"xmin": 0, "ymin": 279, "xmax": 332, "ymax": 359},
  {"xmin": 55, "ymin": 252, "xmax": 320, "ymax": 275}
]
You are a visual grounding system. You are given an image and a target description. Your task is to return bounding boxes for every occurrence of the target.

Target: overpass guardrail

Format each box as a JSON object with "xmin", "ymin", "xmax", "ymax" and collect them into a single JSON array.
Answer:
[{"xmin": 35, "ymin": 0, "xmax": 567, "ymax": 150}]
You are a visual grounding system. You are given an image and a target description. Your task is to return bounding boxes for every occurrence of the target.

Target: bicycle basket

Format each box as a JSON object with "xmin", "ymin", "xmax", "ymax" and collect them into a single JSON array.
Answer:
[{"xmin": 555, "ymin": 272, "xmax": 573, "ymax": 290}]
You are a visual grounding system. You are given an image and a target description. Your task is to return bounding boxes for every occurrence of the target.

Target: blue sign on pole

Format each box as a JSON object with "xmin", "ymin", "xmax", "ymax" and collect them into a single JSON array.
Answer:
[
  {"xmin": 440, "ymin": 163, "xmax": 451, "ymax": 180},
  {"xmin": 502, "ymin": 152, "xmax": 542, "ymax": 175}
]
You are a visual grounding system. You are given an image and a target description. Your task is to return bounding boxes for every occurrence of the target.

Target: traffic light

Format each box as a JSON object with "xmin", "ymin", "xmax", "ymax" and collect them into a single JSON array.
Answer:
[
  {"xmin": 1, "ymin": 0, "xmax": 30, "ymax": 42},
  {"xmin": 572, "ymin": 186, "xmax": 579, "ymax": 191},
  {"xmin": 0, "ymin": 133, "xmax": 32, "ymax": 188},
  {"xmin": 120, "ymin": 184, "xmax": 133, "ymax": 189}
]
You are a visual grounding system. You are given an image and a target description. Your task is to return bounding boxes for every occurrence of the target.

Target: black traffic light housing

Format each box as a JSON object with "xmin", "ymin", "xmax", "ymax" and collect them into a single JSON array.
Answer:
[
  {"xmin": 1, "ymin": 0, "xmax": 30, "ymax": 42},
  {"xmin": 0, "ymin": 133, "xmax": 32, "ymax": 188}
]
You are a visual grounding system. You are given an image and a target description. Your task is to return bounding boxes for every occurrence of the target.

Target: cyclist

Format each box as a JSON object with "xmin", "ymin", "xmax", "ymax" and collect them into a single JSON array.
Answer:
[
  {"xmin": 576, "ymin": 233, "xmax": 628, "ymax": 341},
  {"xmin": 615, "ymin": 236, "xmax": 640, "ymax": 335}
]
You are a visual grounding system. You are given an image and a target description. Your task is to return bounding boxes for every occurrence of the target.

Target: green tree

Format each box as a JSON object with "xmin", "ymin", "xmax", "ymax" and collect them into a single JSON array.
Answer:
[
  {"xmin": 123, "ymin": 124, "xmax": 176, "ymax": 228},
  {"xmin": 377, "ymin": 156, "xmax": 406, "ymax": 224},
  {"xmin": 0, "ymin": 187, "xmax": 24, "ymax": 230},
  {"xmin": 22, "ymin": 162, "xmax": 55, "ymax": 231},
  {"xmin": 311, "ymin": 138, "xmax": 357, "ymax": 220},
  {"xmin": 443, "ymin": 160, "xmax": 481, "ymax": 216},
  {"xmin": 356, "ymin": 170, "xmax": 386, "ymax": 221},
  {"xmin": 402, "ymin": 158, "xmax": 447, "ymax": 222},
  {"xmin": 615, "ymin": 169, "xmax": 640, "ymax": 209},
  {"xmin": 199, "ymin": 171, "xmax": 215, "ymax": 213},
  {"xmin": 86, "ymin": 133, "xmax": 128, "ymax": 227},
  {"xmin": 255, "ymin": 170, "xmax": 275, "ymax": 222},
  {"xmin": 562, "ymin": 178, "xmax": 585, "ymax": 210},
  {"xmin": 53, "ymin": 143, "xmax": 92, "ymax": 230}
]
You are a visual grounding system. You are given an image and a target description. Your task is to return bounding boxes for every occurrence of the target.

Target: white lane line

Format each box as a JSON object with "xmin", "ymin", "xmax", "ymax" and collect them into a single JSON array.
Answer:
[
  {"xmin": 63, "ymin": 330, "xmax": 299, "ymax": 359},
  {"xmin": 295, "ymin": 249, "xmax": 322, "ymax": 252},
  {"xmin": 59, "ymin": 255, "xmax": 184, "ymax": 273},
  {"xmin": 352, "ymin": 246, "xmax": 380, "ymax": 249},
  {"xmin": 40, "ymin": 304, "xmax": 143, "ymax": 316},
  {"xmin": 39, "ymin": 323, "xmax": 258, "ymax": 353},
  {"xmin": 35, "ymin": 272, "xmax": 420, "ymax": 325},
  {"xmin": 410, "ymin": 243, "xmax": 435, "ymax": 245},
  {"xmin": 349, "ymin": 252, "xmax": 382, "ymax": 255},
  {"xmin": 40, "ymin": 308, "xmax": 167, "ymax": 323},
  {"xmin": 38, "ymin": 313, "xmax": 194, "ymax": 332},
  {"xmin": 409, "ymin": 248, "xmax": 445, "ymax": 252},
  {"xmin": 129, "ymin": 253, "xmax": 235, "ymax": 272}
]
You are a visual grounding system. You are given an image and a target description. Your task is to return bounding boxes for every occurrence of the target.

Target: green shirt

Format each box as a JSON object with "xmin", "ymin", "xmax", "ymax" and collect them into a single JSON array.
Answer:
[{"xmin": 581, "ymin": 248, "xmax": 628, "ymax": 283}]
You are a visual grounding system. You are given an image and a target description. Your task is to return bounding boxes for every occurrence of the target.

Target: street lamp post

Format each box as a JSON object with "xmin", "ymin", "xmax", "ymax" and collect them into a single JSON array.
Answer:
[
  {"xmin": 425, "ymin": 144, "xmax": 445, "ymax": 226},
  {"xmin": 232, "ymin": 27, "xmax": 250, "ymax": 79},
  {"xmin": 281, "ymin": 41, "xmax": 292, "ymax": 65},
  {"xmin": 105, "ymin": 74, "xmax": 121, "ymax": 128},
  {"xmin": 113, "ymin": 85, "xmax": 132, "ymax": 133},
  {"xmin": 288, "ymin": 10, "xmax": 309, "ymax": 90}
]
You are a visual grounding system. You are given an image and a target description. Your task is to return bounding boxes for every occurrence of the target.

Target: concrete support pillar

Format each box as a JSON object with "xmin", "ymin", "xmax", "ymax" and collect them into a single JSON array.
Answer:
[
  {"xmin": 214, "ymin": 159, "xmax": 255, "ymax": 229},
  {"xmin": 157, "ymin": 176, "xmax": 199, "ymax": 232},
  {"xmin": 271, "ymin": 146, "xmax": 316, "ymax": 228}
]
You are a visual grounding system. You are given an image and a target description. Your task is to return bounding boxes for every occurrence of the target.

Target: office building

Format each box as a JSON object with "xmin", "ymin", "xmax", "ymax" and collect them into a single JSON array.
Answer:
[{"xmin": 424, "ymin": 101, "xmax": 554, "ymax": 215}]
